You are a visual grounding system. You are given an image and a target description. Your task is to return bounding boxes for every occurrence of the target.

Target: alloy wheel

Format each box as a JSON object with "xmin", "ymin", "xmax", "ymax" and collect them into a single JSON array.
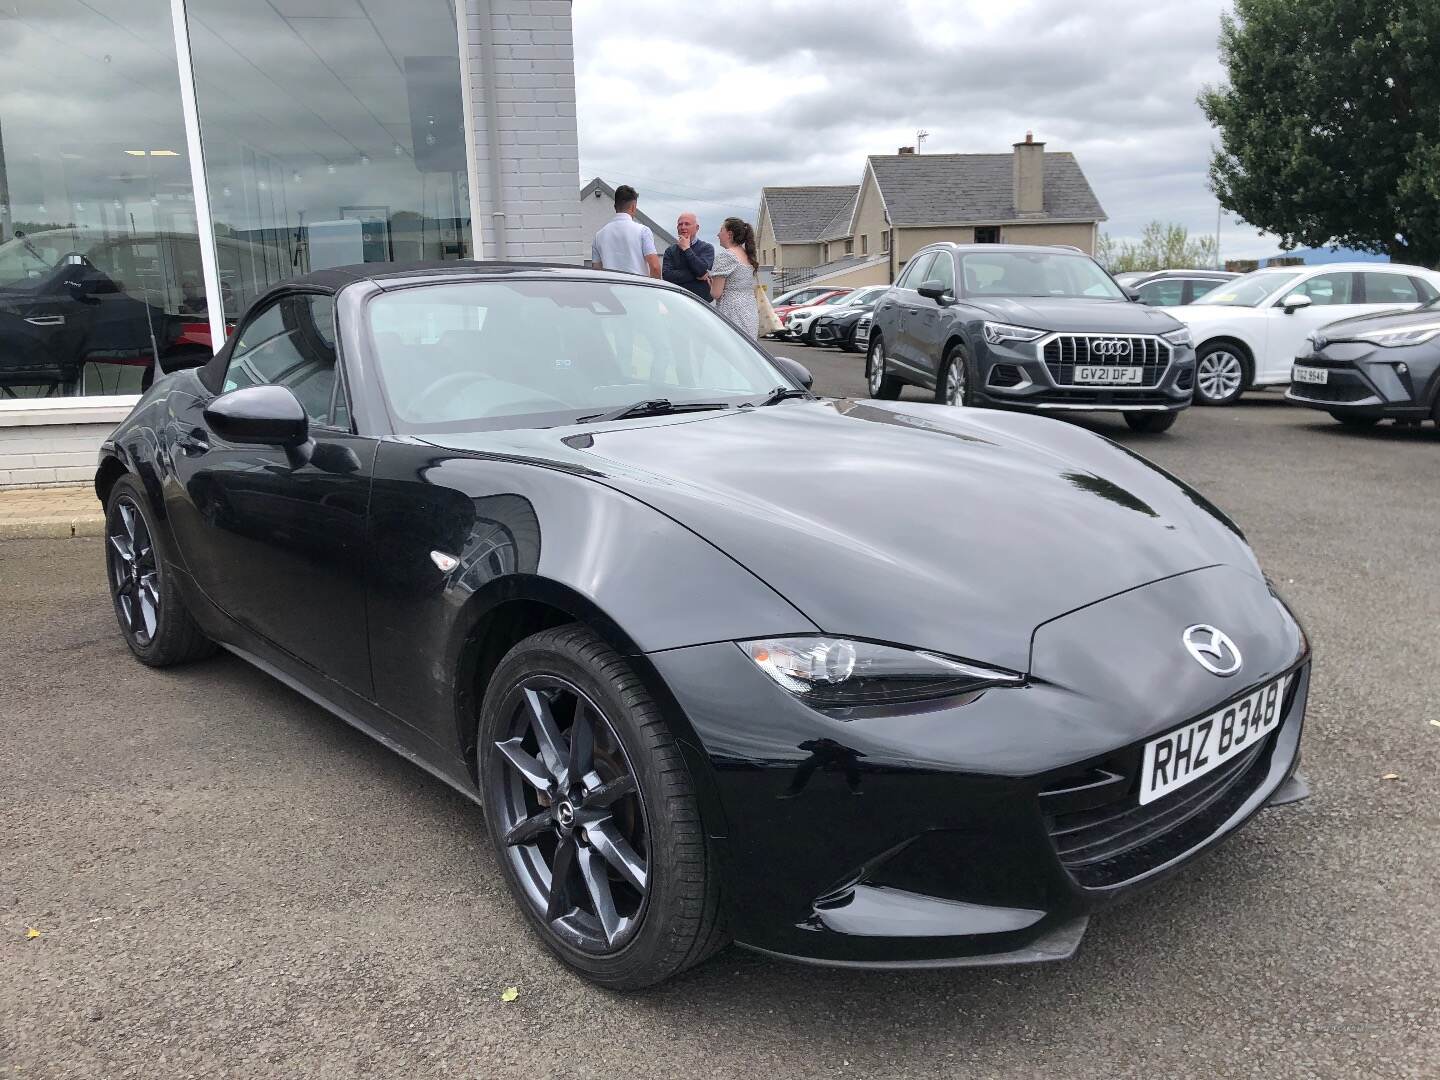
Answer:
[
  {"xmin": 867, "ymin": 341, "xmax": 886, "ymax": 395},
  {"xmin": 490, "ymin": 676, "xmax": 650, "ymax": 954},
  {"xmin": 107, "ymin": 496, "xmax": 160, "ymax": 647},
  {"xmin": 945, "ymin": 357, "xmax": 966, "ymax": 405},
  {"xmin": 1197, "ymin": 350, "xmax": 1243, "ymax": 402}
]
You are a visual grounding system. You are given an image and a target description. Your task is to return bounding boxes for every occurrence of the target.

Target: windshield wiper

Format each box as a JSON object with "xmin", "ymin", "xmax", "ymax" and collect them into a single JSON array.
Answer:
[
  {"xmin": 753, "ymin": 386, "xmax": 810, "ymax": 407},
  {"xmin": 577, "ymin": 398, "xmax": 730, "ymax": 424}
]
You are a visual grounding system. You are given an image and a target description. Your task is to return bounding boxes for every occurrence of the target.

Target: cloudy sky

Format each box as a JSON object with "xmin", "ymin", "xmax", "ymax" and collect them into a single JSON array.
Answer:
[{"xmin": 573, "ymin": 0, "xmax": 1274, "ymax": 259}]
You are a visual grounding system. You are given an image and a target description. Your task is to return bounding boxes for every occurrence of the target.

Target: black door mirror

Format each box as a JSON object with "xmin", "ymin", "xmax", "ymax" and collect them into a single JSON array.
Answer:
[
  {"xmin": 917, "ymin": 279, "xmax": 952, "ymax": 303},
  {"xmin": 1122, "ymin": 286, "xmax": 1143, "ymax": 302},
  {"xmin": 204, "ymin": 385, "xmax": 313, "ymax": 466},
  {"xmin": 770, "ymin": 353, "xmax": 813, "ymax": 389},
  {"xmin": 63, "ymin": 277, "xmax": 102, "ymax": 305}
]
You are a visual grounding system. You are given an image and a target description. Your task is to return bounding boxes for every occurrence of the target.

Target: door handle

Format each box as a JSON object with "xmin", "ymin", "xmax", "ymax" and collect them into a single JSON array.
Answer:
[{"xmin": 175, "ymin": 428, "xmax": 210, "ymax": 455}]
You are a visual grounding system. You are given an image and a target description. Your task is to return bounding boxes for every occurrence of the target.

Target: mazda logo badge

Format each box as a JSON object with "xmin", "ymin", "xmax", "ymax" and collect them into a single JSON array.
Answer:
[
  {"xmin": 1183, "ymin": 624, "xmax": 1242, "ymax": 676},
  {"xmin": 1092, "ymin": 339, "xmax": 1131, "ymax": 356}
]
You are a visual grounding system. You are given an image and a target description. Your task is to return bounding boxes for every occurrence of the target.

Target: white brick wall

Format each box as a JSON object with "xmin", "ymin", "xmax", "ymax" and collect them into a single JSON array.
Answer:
[
  {"xmin": 466, "ymin": 0, "xmax": 584, "ymax": 263},
  {"xmin": 0, "ymin": 422, "xmax": 112, "ymax": 486},
  {"xmin": 0, "ymin": 397, "xmax": 131, "ymax": 488}
]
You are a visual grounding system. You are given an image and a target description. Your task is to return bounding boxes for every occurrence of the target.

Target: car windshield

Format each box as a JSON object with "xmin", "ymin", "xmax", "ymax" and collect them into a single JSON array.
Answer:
[
  {"xmin": 367, "ymin": 278, "xmax": 792, "ymax": 432},
  {"xmin": 958, "ymin": 251, "xmax": 1125, "ymax": 300},
  {"xmin": 1191, "ymin": 271, "xmax": 1302, "ymax": 307},
  {"xmin": 0, "ymin": 231, "xmax": 90, "ymax": 287}
]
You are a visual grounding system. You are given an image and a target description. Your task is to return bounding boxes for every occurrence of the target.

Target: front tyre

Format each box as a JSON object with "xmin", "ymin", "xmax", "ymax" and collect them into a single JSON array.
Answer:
[
  {"xmin": 1194, "ymin": 342, "xmax": 1248, "ymax": 405},
  {"xmin": 935, "ymin": 343, "xmax": 972, "ymax": 407},
  {"xmin": 479, "ymin": 625, "xmax": 727, "ymax": 989},
  {"xmin": 1123, "ymin": 410, "xmax": 1179, "ymax": 433},
  {"xmin": 866, "ymin": 335, "xmax": 903, "ymax": 399},
  {"xmin": 104, "ymin": 476, "xmax": 217, "ymax": 666}
]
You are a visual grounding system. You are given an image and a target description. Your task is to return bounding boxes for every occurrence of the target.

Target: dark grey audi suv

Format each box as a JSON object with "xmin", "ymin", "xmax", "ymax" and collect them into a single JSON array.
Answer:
[{"xmin": 866, "ymin": 244, "xmax": 1195, "ymax": 432}]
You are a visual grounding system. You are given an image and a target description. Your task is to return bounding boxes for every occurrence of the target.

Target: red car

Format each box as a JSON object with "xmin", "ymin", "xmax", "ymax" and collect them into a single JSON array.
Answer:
[{"xmin": 770, "ymin": 287, "xmax": 852, "ymax": 338}]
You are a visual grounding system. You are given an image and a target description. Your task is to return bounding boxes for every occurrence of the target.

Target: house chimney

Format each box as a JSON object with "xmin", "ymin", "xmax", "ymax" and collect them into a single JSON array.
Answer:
[
  {"xmin": 897, "ymin": 146, "xmax": 915, "ymax": 155},
  {"xmin": 1012, "ymin": 131, "xmax": 1045, "ymax": 214}
]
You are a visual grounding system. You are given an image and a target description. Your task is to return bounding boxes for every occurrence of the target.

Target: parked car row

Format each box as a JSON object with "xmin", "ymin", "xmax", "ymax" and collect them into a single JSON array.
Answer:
[{"xmin": 782, "ymin": 249, "xmax": 1440, "ymax": 431}]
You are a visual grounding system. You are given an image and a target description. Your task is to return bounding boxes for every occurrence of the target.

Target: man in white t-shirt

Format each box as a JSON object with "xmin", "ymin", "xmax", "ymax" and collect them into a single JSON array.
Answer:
[{"xmin": 591, "ymin": 185, "xmax": 662, "ymax": 278}]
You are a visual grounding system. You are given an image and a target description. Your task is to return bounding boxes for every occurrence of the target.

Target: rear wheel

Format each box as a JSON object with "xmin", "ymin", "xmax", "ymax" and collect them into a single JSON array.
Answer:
[
  {"xmin": 479, "ymin": 625, "xmax": 727, "ymax": 989},
  {"xmin": 1123, "ymin": 411, "xmax": 1179, "ymax": 433},
  {"xmin": 1329, "ymin": 410, "xmax": 1381, "ymax": 428},
  {"xmin": 104, "ymin": 476, "xmax": 216, "ymax": 666},
  {"xmin": 866, "ymin": 335, "xmax": 903, "ymax": 399},
  {"xmin": 1194, "ymin": 343, "xmax": 1249, "ymax": 405}
]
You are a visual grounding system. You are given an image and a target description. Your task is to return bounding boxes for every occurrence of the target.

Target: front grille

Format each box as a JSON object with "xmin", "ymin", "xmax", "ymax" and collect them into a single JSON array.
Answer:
[
  {"xmin": 1039, "ymin": 677, "xmax": 1297, "ymax": 888},
  {"xmin": 1034, "ymin": 389, "xmax": 1174, "ymax": 406},
  {"xmin": 1290, "ymin": 370, "xmax": 1375, "ymax": 403},
  {"xmin": 1042, "ymin": 334, "xmax": 1171, "ymax": 388}
]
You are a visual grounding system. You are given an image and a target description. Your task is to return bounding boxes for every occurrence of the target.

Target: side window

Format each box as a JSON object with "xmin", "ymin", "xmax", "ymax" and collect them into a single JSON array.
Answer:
[
  {"xmin": 1184, "ymin": 279, "xmax": 1223, "ymax": 304},
  {"xmin": 898, "ymin": 252, "xmax": 934, "ymax": 290},
  {"xmin": 1289, "ymin": 272, "xmax": 1355, "ymax": 305},
  {"xmin": 927, "ymin": 250, "xmax": 956, "ymax": 294},
  {"xmin": 1361, "ymin": 272, "xmax": 1420, "ymax": 304},
  {"xmin": 223, "ymin": 294, "xmax": 343, "ymax": 428},
  {"xmin": 1138, "ymin": 279, "xmax": 1186, "ymax": 306}
]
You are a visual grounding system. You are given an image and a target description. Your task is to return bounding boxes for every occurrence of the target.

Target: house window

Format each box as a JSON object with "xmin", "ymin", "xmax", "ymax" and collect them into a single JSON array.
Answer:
[
  {"xmin": 844, "ymin": 238, "xmax": 854, "ymax": 255},
  {"xmin": 861, "ymin": 234, "xmax": 869, "ymax": 255},
  {"xmin": 974, "ymin": 226, "xmax": 1001, "ymax": 244},
  {"xmin": 881, "ymin": 230, "xmax": 891, "ymax": 252}
]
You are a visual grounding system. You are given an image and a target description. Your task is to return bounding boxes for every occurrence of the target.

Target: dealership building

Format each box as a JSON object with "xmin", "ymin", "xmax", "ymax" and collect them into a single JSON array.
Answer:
[{"xmin": 0, "ymin": 0, "xmax": 581, "ymax": 487}]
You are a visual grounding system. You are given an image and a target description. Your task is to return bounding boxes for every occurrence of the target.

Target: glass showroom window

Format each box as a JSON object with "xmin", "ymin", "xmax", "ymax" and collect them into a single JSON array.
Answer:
[
  {"xmin": 185, "ymin": 0, "xmax": 473, "ymax": 319},
  {"xmin": 0, "ymin": 0, "xmax": 206, "ymax": 398}
]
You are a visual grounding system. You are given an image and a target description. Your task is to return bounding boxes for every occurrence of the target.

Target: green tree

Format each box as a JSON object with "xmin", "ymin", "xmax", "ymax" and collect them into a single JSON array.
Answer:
[
  {"xmin": 1096, "ymin": 221, "xmax": 1218, "ymax": 272},
  {"xmin": 1200, "ymin": 0, "xmax": 1440, "ymax": 267}
]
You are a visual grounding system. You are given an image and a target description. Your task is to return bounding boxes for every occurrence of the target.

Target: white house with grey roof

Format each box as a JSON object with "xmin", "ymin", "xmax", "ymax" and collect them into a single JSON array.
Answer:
[{"xmin": 756, "ymin": 135, "xmax": 1107, "ymax": 290}]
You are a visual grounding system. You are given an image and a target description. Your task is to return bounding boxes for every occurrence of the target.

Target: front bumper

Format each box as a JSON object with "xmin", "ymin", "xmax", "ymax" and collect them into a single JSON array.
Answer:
[
  {"xmin": 973, "ymin": 336, "xmax": 1195, "ymax": 414},
  {"xmin": 1286, "ymin": 341, "xmax": 1436, "ymax": 417},
  {"xmin": 648, "ymin": 567, "xmax": 1308, "ymax": 968}
]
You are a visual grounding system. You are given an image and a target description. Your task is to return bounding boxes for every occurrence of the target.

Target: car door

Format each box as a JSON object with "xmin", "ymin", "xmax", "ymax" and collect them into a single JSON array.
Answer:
[
  {"xmin": 890, "ymin": 250, "xmax": 935, "ymax": 373},
  {"xmin": 907, "ymin": 248, "xmax": 956, "ymax": 385},
  {"xmin": 165, "ymin": 290, "xmax": 378, "ymax": 695},
  {"xmin": 1262, "ymin": 271, "xmax": 1366, "ymax": 382}
]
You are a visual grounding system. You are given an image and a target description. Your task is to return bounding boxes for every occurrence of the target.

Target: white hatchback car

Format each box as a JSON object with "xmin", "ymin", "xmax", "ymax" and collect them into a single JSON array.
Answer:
[{"xmin": 1167, "ymin": 263, "xmax": 1440, "ymax": 404}]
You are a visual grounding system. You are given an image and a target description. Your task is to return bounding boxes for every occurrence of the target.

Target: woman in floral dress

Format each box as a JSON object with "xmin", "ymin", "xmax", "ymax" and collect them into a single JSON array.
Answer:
[{"xmin": 707, "ymin": 217, "xmax": 760, "ymax": 339}]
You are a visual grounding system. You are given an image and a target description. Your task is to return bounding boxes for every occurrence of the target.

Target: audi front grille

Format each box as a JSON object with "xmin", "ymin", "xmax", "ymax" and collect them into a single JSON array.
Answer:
[{"xmin": 1041, "ymin": 334, "xmax": 1172, "ymax": 389}]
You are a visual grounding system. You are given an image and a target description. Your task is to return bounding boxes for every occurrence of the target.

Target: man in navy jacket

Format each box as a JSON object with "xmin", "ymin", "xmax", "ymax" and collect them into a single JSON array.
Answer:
[{"xmin": 662, "ymin": 212, "xmax": 715, "ymax": 302}]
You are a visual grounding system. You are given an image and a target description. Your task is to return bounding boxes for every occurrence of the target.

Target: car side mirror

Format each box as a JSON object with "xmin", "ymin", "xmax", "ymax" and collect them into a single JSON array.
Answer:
[
  {"xmin": 204, "ymin": 384, "xmax": 313, "ymax": 468},
  {"xmin": 1123, "ymin": 286, "xmax": 1144, "ymax": 302},
  {"xmin": 769, "ymin": 353, "xmax": 813, "ymax": 389},
  {"xmin": 1280, "ymin": 293, "xmax": 1312, "ymax": 314},
  {"xmin": 917, "ymin": 279, "xmax": 952, "ymax": 303}
]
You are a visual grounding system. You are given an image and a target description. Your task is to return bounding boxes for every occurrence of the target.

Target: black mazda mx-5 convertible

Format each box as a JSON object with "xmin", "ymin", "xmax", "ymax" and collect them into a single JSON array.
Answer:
[{"xmin": 95, "ymin": 262, "xmax": 1311, "ymax": 988}]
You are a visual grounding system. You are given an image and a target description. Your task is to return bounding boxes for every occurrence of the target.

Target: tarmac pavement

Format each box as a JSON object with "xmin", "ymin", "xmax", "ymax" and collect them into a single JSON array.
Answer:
[{"xmin": 2, "ymin": 353, "xmax": 1438, "ymax": 1078}]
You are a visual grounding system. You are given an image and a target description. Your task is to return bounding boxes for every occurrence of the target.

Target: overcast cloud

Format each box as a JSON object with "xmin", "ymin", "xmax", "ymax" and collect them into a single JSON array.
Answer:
[{"xmin": 573, "ymin": 0, "xmax": 1274, "ymax": 259}]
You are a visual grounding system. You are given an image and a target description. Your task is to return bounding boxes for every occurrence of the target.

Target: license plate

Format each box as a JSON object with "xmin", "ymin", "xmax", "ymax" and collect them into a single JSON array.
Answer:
[
  {"xmin": 1292, "ymin": 365, "xmax": 1328, "ymax": 385},
  {"xmin": 1139, "ymin": 675, "xmax": 1291, "ymax": 805},
  {"xmin": 1075, "ymin": 365, "xmax": 1143, "ymax": 384}
]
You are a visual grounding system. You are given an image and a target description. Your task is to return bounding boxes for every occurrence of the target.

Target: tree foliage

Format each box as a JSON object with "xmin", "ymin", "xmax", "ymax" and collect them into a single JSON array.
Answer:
[
  {"xmin": 1096, "ymin": 222, "xmax": 1218, "ymax": 273},
  {"xmin": 1200, "ymin": 0, "xmax": 1440, "ymax": 267}
]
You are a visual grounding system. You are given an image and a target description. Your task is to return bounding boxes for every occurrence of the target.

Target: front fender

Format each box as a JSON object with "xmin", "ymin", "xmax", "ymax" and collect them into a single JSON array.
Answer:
[{"xmin": 365, "ymin": 441, "xmax": 817, "ymax": 759}]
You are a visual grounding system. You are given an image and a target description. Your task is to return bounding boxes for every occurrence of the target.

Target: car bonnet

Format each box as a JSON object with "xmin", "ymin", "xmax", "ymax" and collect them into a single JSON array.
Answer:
[{"xmin": 423, "ymin": 400, "xmax": 1259, "ymax": 672}]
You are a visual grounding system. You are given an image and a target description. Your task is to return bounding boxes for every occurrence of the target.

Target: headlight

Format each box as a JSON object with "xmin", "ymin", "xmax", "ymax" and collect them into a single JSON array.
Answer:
[
  {"xmin": 741, "ymin": 636, "xmax": 1022, "ymax": 708},
  {"xmin": 982, "ymin": 322, "xmax": 1045, "ymax": 346},
  {"xmin": 1162, "ymin": 327, "xmax": 1192, "ymax": 348},
  {"xmin": 1352, "ymin": 322, "xmax": 1440, "ymax": 347}
]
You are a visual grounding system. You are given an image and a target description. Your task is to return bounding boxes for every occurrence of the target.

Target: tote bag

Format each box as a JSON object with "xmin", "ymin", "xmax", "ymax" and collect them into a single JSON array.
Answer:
[{"xmin": 755, "ymin": 284, "xmax": 783, "ymax": 337}]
